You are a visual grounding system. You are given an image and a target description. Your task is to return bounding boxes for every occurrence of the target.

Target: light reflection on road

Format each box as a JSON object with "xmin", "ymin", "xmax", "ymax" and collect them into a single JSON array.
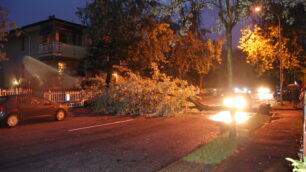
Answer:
[{"xmin": 209, "ymin": 111, "xmax": 252, "ymax": 124}]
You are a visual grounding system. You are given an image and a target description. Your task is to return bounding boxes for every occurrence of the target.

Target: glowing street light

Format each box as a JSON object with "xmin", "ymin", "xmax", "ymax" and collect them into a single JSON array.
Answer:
[
  {"xmin": 112, "ymin": 72, "xmax": 118, "ymax": 77},
  {"xmin": 254, "ymin": 6, "xmax": 283, "ymax": 105},
  {"xmin": 112, "ymin": 72, "xmax": 119, "ymax": 83},
  {"xmin": 12, "ymin": 79, "xmax": 19, "ymax": 86},
  {"xmin": 254, "ymin": 6, "xmax": 261, "ymax": 12}
]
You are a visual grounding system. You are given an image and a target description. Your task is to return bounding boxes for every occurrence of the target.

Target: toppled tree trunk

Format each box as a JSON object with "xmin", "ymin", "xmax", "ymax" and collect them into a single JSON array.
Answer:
[{"xmin": 188, "ymin": 97, "xmax": 209, "ymax": 111}]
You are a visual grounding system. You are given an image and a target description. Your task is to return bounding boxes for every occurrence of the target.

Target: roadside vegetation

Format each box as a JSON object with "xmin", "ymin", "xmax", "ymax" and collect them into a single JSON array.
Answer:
[
  {"xmin": 93, "ymin": 63, "xmax": 199, "ymax": 117},
  {"xmin": 183, "ymin": 113, "xmax": 270, "ymax": 164},
  {"xmin": 286, "ymin": 157, "xmax": 306, "ymax": 172}
]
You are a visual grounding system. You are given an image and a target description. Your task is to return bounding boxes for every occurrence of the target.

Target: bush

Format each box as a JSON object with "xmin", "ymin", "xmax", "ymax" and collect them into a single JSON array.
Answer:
[
  {"xmin": 286, "ymin": 157, "xmax": 306, "ymax": 172},
  {"xmin": 76, "ymin": 76, "xmax": 106, "ymax": 89},
  {"xmin": 93, "ymin": 65, "xmax": 199, "ymax": 117}
]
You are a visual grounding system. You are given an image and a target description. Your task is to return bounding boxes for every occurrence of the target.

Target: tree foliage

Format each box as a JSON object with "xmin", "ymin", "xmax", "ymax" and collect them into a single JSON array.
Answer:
[
  {"xmin": 127, "ymin": 21, "xmax": 223, "ymax": 82},
  {"xmin": 93, "ymin": 63, "xmax": 199, "ymax": 117},
  {"xmin": 0, "ymin": 6, "xmax": 18, "ymax": 61},
  {"xmin": 150, "ymin": 0, "xmax": 255, "ymax": 89},
  {"xmin": 149, "ymin": 0, "xmax": 305, "ymax": 88},
  {"xmin": 76, "ymin": 0, "xmax": 156, "ymax": 72},
  {"xmin": 169, "ymin": 31, "xmax": 223, "ymax": 86},
  {"xmin": 126, "ymin": 22, "xmax": 175, "ymax": 73},
  {"xmin": 239, "ymin": 25, "xmax": 302, "ymax": 74},
  {"xmin": 78, "ymin": 0, "xmax": 223, "ymax": 86},
  {"xmin": 193, "ymin": 38, "xmax": 223, "ymax": 75}
]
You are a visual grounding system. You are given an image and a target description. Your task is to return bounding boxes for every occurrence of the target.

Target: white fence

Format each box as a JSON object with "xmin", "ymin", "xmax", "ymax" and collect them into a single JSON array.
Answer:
[
  {"xmin": 0, "ymin": 88, "xmax": 32, "ymax": 96},
  {"xmin": 43, "ymin": 89, "xmax": 103, "ymax": 107},
  {"xmin": 0, "ymin": 88, "xmax": 102, "ymax": 108},
  {"xmin": 43, "ymin": 90, "xmax": 85, "ymax": 107}
]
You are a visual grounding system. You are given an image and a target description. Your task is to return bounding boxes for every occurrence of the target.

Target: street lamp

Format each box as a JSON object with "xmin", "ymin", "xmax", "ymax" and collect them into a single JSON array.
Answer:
[
  {"xmin": 254, "ymin": 6, "xmax": 261, "ymax": 12},
  {"xmin": 254, "ymin": 6, "xmax": 283, "ymax": 105}
]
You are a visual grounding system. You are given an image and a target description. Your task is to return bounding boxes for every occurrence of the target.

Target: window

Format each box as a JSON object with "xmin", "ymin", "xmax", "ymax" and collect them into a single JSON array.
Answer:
[
  {"xmin": 78, "ymin": 34, "xmax": 82, "ymax": 46},
  {"xmin": 21, "ymin": 36, "xmax": 25, "ymax": 51},
  {"xmin": 72, "ymin": 33, "xmax": 76, "ymax": 45},
  {"xmin": 42, "ymin": 34, "xmax": 51, "ymax": 43},
  {"xmin": 72, "ymin": 34, "xmax": 82, "ymax": 46},
  {"xmin": 59, "ymin": 32, "xmax": 67, "ymax": 43}
]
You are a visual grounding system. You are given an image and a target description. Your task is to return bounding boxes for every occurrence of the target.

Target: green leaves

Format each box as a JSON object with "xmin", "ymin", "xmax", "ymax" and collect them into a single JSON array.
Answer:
[{"xmin": 286, "ymin": 157, "xmax": 306, "ymax": 172}]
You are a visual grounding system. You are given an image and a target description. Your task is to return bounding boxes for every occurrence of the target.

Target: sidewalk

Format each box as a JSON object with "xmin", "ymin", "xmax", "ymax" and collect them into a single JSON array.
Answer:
[
  {"xmin": 160, "ymin": 103, "xmax": 303, "ymax": 172},
  {"xmin": 215, "ymin": 109, "xmax": 303, "ymax": 172}
]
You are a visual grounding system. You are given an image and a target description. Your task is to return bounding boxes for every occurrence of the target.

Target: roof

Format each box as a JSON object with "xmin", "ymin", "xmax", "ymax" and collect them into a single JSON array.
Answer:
[{"xmin": 11, "ymin": 15, "xmax": 86, "ymax": 32}]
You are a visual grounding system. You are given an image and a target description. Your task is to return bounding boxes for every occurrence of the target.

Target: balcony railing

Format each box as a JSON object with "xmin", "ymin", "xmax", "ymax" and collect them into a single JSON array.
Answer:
[{"xmin": 38, "ymin": 42, "xmax": 86, "ymax": 59}]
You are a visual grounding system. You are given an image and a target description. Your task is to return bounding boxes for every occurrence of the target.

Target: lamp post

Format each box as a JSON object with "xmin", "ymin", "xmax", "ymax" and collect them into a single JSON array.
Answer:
[{"xmin": 254, "ymin": 6, "xmax": 283, "ymax": 105}]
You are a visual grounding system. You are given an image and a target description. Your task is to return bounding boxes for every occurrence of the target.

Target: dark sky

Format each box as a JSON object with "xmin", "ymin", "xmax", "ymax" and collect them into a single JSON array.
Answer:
[
  {"xmin": 1, "ymin": 0, "xmax": 243, "ymax": 48},
  {"xmin": 1, "ymin": 0, "xmax": 87, "ymax": 26}
]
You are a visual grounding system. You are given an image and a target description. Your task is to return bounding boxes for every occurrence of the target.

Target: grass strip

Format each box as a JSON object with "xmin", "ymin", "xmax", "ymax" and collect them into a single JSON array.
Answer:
[{"xmin": 183, "ymin": 113, "xmax": 270, "ymax": 165}]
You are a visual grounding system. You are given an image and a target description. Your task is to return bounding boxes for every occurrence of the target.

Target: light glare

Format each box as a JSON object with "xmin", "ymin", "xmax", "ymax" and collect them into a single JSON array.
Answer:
[
  {"xmin": 65, "ymin": 94, "xmax": 71, "ymax": 101},
  {"xmin": 112, "ymin": 72, "xmax": 118, "ymax": 77},
  {"xmin": 223, "ymin": 97, "xmax": 234, "ymax": 108},
  {"xmin": 223, "ymin": 96, "xmax": 248, "ymax": 109},
  {"xmin": 255, "ymin": 6, "xmax": 261, "ymax": 12},
  {"xmin": 257, "ymin": 87, "xmax": 273, "ymax": 100},
  {"xmin": 235, "ymin": 96, "xmax": 247, "ymax": 109},
  {"xmin": 258, "ymin": 87, "xmax": 270, "ymax": 93},
  {"xmin": 209, "ymin": 111, "xmax": 250, "ymax": 124}
]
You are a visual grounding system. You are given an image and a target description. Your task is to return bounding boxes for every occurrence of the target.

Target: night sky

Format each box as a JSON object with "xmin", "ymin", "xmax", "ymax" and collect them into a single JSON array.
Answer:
[
  {"xmin": 1, "ymin": 0, "xmax": 87, "ymax": 26},
  {"xmin": 1, "ymin": 0, "xmax": 243, "ymax": 48}
]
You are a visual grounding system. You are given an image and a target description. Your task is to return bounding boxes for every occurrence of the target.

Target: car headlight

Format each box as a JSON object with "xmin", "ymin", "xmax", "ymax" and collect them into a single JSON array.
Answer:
[
  {"xmin": 223, "ymin": 96, "xmax": 248, "ymax": 109},
  {"xmin": 257, "ymin": 87, "xmax": 273, "ymax": 100}
]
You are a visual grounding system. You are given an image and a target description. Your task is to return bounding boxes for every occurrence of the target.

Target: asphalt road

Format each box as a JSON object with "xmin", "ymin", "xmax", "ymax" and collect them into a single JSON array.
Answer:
[{"xmin": 0, "ymin": 112, "xmax": 221, "ymax": 172}]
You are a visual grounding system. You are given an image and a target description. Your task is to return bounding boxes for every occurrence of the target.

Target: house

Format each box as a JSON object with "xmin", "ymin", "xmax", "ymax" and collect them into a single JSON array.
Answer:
[{"xmin": 0, "ymin": 15, "xmax": 87, "ymax": 88}]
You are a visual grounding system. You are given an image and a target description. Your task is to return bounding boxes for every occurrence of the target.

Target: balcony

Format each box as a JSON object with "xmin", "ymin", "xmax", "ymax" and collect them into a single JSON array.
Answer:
[{"xmin": 38, "ymin": 42, "xmax": 86, "ymax": 59}]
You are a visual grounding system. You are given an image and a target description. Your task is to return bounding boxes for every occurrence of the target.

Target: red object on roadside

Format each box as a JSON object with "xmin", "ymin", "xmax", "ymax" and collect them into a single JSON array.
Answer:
[{"xmin": 0, "ymin": 106, "xmax": 3, "ymax": 111}]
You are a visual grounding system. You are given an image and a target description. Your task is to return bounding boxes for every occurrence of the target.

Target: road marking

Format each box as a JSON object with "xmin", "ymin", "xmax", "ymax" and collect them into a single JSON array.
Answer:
[{"xmin": 68, "ymin": 119, "xmax": 134, "ymax": 132}]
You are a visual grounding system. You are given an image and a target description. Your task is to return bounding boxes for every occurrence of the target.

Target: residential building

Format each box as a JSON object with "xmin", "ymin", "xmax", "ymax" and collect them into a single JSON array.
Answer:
[{"xmin": 0, "ymin": 15, "xmax": 87, "ymax": 88}]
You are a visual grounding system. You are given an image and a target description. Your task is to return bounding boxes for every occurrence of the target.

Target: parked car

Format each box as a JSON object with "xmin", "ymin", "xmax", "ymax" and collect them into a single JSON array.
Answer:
[
  {"xmin": 273, "ymin": 89, "xmax": 291, "ymax": 102},
  {"xmin": 0, "ymin": 95, "xmax": 69, "ymax": 127}
]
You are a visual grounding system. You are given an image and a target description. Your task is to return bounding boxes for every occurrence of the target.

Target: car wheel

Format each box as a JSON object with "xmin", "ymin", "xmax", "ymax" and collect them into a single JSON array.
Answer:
[
  {"xmin": 55, "ymin": 109, "xmax": 66, "ymax": 121},
  {"xmin": 6, "ymin": 114, "xmax": 19, "ymax": 127}
]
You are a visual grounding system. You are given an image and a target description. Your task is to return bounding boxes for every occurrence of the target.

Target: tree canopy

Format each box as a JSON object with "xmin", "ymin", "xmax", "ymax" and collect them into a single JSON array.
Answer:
[
  {"xmin": 149, "ymin": 0, "xmax": 305, "ymax": 88},
  {"xmin": 239, "ymin": 25, "xmax": 301, "ymax": 74},
  {"xmin": 0, "ymin": 6, "xmax": 18, "ymax": 61},
  {"xmin": 150, "ymin": 0, "xmax": 257, "ymax": 89},
  {"xmin": 77, "ymin": 0, "xmax": 223, "ymax": 87},
  {"xmin": 241, "ymin": 1, "xmax": 305, "ymax": 84},
  {"xmin": 77, "ymin": 0, "xmax": 156, "ymax": 72}
]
